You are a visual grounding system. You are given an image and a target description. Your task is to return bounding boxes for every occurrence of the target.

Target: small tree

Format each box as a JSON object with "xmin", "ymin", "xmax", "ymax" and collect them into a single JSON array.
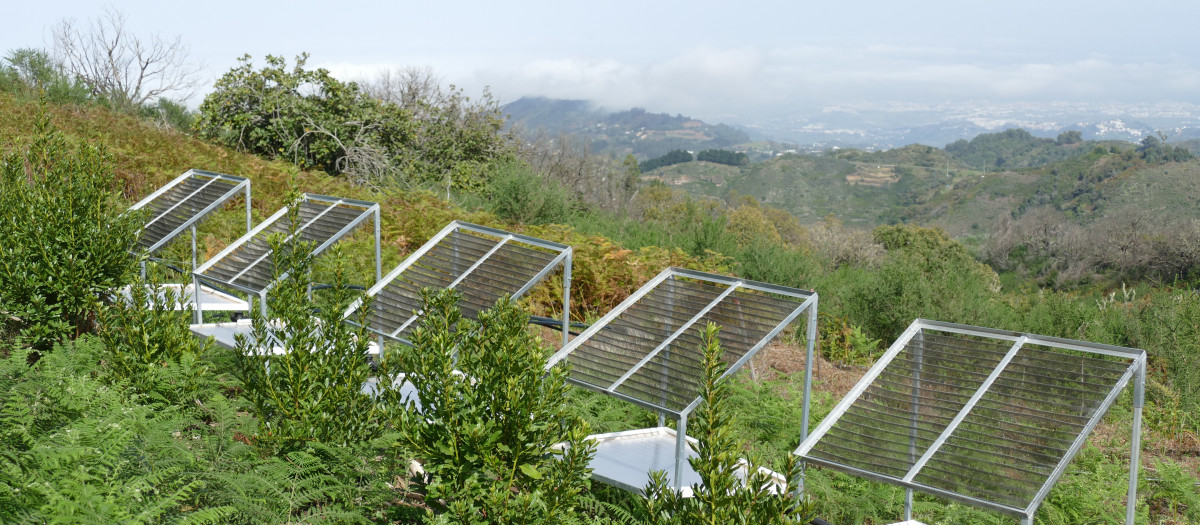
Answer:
[
  {"xmin": 0, "ymin": 105, "xmax": 141, "ymax": 348},
  {"xmin": 52, "ymin": 6, "xmax": 201, "ymax": 109},
  {"xmin": 640, "ymin": 323, "xmax": 814, "ymax": 525},
  {"xmin": 380, "ymin": 289, "xmax": 595, "ymax": 523}
]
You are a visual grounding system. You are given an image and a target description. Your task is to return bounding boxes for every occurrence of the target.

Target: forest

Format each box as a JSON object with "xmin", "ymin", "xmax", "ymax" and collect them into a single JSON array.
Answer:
[{"xmin": 1, "ymin": 13, "xmax": 1199, "ymax": 525}]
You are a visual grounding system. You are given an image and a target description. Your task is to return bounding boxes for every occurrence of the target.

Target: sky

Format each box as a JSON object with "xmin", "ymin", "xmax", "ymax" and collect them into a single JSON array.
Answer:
[{"xmin": 5, "ymin": 1, "xmax": 1200, "ymax": 123}]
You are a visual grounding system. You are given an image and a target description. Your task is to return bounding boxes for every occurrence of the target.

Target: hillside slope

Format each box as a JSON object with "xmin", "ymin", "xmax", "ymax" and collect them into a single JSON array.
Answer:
[
  {"xmin": 0, "ymin": 93, "xmax": 731, "ymax": 320},
  {"xmin": 645, "ymin": 148, "xmax": 976, "ymax": 226}
]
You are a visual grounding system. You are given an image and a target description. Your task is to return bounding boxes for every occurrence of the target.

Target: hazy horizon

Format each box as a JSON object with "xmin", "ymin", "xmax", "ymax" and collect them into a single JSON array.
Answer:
[{"xmin": 5, "ymin": 1, "xmax": 1198, "ymax": 125}]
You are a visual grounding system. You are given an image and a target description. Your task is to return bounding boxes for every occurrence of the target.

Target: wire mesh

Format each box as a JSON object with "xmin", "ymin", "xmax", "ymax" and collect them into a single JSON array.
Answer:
[
  {"xmin": 561, "ymin": 270, "xmax": 813, "ymax": 415},
  {"xmin": 914, "ymin": 343, "xmax": 1131, "ymax": 509},
  {"xmin": 800, "ymin": 321, "xmax": 1141, "ymax": 516},
  {"xmin": 198, "ymin": 196, "xmax": 374, "ymax": 293},
  {"xmin": 357, "ymin": 225, "xmax": 565, "ymax": 340},
  {"xmin": 133, "ymin": 171, "xmax": 245, "ymax": 252}
]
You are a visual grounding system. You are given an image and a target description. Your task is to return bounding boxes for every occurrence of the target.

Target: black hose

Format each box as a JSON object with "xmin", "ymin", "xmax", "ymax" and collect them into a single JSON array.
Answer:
[
  {"xmin": 527, "ymin": 315, "xmax": 588, "ymax": 336},
  {"xmin": 809, "ymin": 518, "xmax": 832, "ymax": 525},
  {"xmin": 145, "ymin": 256, "xmax": 187, "ymax": 276}
]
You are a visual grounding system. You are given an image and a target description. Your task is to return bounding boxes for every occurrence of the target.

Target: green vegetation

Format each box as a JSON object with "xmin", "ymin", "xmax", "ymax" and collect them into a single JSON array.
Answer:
[
  {"xmin": 0, "ymin": 106, "xmax": 141, "ymax": 349},
  {"xmin": 196, "ymin": 54, "xmax": 511, "ymax": 192},
  {"xmin": 383, "ymin": 289, "xmax": 594, "ymax": 523},
  {"xmin": 945, "ymin": 128, "xmax": 1090, "ymax": 170},
  {"xmin": 2, "ymin": 51, "xmax": 1200, "ymax": 524},
  {"xmin": 639, "ymin": 324, "xmax": 813, "ymax": 525},
  {"xmin": 486, "ymin": 158, "xmax": 575, "ymax": 225},
  {"xmin": 0, "ymin": 48, "xmax": 91, "ymax": 105},
  {"xmin": 695, "ymin": 149, "xmax": 748, "ymax": 167},
  {"xmin": 640, "ymin": 149, "xmax": 694, "ymax": 172}
]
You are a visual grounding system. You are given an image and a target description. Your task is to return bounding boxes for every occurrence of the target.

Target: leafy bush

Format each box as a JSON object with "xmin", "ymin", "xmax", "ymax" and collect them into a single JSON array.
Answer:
[
  {"xmin": 232, "ymin": 209, "xmax": 380, "ymax": 448},
  {"xmin": 380, "ymin": 289, "xmax": 595, "ymax": 523},
  {"xmin": 97, "ymin": 275, "xmax": 215, "ymax": 404},
  {"xmin": 0, "ymin": 106, "xmax": 140, "ymax": 348},
  {"xmin": 639, "ymin": 323, "xmax": 813, "ymax": 524},
  {"xmin": 196, "ymin": 53, "xmax": 511, "ymax": 193},
  {"xmin": 196, "ymin": 53, "xmax": 413, "ymax": 177},
  {"xmin": 487, "ymin": 158, "xmax": 574, "ymax": 225},
  {"xmin": 818, "ymin": 313, "xmax": 881, "ymax": 365}
]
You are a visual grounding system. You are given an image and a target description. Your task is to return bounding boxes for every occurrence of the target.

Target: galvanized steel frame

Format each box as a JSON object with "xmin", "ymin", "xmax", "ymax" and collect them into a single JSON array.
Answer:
[
  {"xmin": 343, "ymin": 220, "xmax": 573, "ymax": 347},
  {"xmin": 794, "ymin": 318, "xmax": 1146, "ymax": 523},
  {"xmin": 191, "ymin": 193, "xmax": 382, "ymax": 322},
  {"xmin": 545, "ymin": 267, "xmax": 817, "ymax": 490},
  {"xmin": 128, "ymin": 169, "xmax": 252, "ymax": 274}
]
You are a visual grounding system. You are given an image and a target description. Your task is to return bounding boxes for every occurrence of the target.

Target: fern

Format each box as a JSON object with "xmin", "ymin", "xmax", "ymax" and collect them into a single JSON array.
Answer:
[{"xmin": 577, "ymin": 493, "xmax": 645, "ymax": 525}]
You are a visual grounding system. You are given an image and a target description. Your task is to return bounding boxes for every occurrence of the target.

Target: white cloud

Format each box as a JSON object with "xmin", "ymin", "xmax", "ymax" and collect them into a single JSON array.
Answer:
[{"xmin": 312, "ymin": 44, "xmax": 1200, "ymax": 124}]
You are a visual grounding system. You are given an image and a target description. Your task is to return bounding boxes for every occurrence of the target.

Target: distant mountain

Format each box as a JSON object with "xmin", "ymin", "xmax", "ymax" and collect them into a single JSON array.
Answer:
[{"xmin": 501, "ymin": 96, "xmax": 757, "ymax": 160}]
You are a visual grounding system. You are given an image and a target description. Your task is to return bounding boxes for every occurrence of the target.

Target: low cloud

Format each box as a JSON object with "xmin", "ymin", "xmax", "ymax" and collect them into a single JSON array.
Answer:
[{"xmin": 470, "ymin": 45, "xmax": 1200, "ymax": 122}]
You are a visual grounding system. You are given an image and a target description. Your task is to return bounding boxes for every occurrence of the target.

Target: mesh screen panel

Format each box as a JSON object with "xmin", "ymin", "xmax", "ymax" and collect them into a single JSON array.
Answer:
[
  {"xmin": 801, "ymin": 321, "xmax": 1140, "ymax": 516},
  {"xmin": 199, "ymin": 196, "xmax": 374, "ymax": 293},
  {"xmin": 560, "ymin": 270, "xmax": 813, "ymax": 415},
  {"xmin": 913, "ymin": 343, "xmax": 1130, "ymax": 509},
  {"xmin": 358, "ymin": 226, "xmax": 564, "ymax": 340},
  {"xmin": 134, "ymin": 172, "xmax": 243, "ymax": 251}
]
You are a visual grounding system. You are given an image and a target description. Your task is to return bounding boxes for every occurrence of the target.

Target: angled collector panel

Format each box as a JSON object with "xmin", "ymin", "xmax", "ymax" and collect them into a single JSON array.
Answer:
[
  {"xmin": 547, "ymin": 267, "xmax": 816, "ymax": 417},
  {"xmin": 129, "ymin": 169, "xmax": 250, "ymax": 254},
  {"xmin": 344, "ymin": 221, "xmax": 572, "ymax": 346},
  {"xmin": 192, "ymin": 193, "xmax": 381, "ymax": 319},
  {"xmin": 795, "ymin": 319, "xmax": 1146, "ymax": 523},
  {"xmin": 544, "ymin": 267, "xmax": 817, "ymax": 494}
]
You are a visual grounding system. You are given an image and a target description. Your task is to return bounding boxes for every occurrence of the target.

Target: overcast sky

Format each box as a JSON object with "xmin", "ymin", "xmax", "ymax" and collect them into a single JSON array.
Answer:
[{"xmin": 5, "ymin": 1, "xmax": 1199, "ymax": 123}]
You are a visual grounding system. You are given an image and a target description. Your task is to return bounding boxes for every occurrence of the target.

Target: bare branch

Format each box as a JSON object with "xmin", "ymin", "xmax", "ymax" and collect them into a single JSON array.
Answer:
[{"xmin": 52, "ymin": 6, "xmax": 201, "ymax": 108}]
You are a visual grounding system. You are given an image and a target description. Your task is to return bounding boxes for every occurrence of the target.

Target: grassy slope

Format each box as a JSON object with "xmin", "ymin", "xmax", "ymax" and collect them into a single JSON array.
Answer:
[
  {"xmin": 0, "ymin": 93, "xmax": 502, "ymax": 295},
  {"xmin": 0, "ymin": 93, "xmax": 730, "ymax": 320},
  {"xmin": 6, "ymin": 93, "xmax": 1195, "ymax": 524}
]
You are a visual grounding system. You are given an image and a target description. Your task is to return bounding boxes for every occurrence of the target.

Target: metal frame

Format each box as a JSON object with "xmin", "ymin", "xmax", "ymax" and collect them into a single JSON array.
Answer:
[
  {"xmin": 191, "ymin": 193, "xmax": 382, "ymax": 323},
  {"xmin": 128, "ymin": 169, "xmax": 252, "ymax": 276},
  {"xmin": 794, "ymin": 319, "xmax": 1146, "ymax": 524},
  {"xmin": 546, "ymin": 267, "xmax": 818, "ymax": 492},
  {"xmin": 343, "ymin": 220, "xmax": 573, "ymax": 348}
]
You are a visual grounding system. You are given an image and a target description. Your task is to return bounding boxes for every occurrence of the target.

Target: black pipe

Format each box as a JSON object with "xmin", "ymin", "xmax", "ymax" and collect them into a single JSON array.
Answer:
[{"xmin": 527, "ymin": 315, "xmax": 588, "ymax": 336}]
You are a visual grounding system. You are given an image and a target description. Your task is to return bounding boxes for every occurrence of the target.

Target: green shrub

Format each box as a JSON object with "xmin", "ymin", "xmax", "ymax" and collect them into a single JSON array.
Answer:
[
  {"xmin": 0, "ymin": 105, "xmax": 140, "ymax": 349},
  {"xmin": 487, "ymin": 158, "xmax": 574, "ymax": 225},
  {"xmin": 639, "ymin": 323, "xmax": 813, "ymax": 525},
  {"xmin": 817, "ymin": 313, "xmax": 881, "ymax": 365},
  {"xmin": 232, "ymin": 206, "xmax": 379, "ymax": 448},
  {"xmin": 140, "ymin": 97, "xmax": 196, "ymax": 132},
  {"xmin": 0, "ymin": 48, "xmax": 91, "ymax": 104},
  {"xmin": 381, "ymin": 289, "xmax": 595, "ymax": 523},
  {"xmin": 97, "ymin": 274, "xmax": 215, "ymax": 405}
]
